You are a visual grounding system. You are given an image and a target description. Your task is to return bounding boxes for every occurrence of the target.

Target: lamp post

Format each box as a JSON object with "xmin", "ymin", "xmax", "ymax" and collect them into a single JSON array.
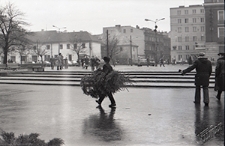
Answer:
[
  {"xmin": 52, "ymin": 25, "xmax": 66, "ymax": 54},
  {"xmin": 145, "ymin": 18, "xmax": 165, "ymax": 66}
]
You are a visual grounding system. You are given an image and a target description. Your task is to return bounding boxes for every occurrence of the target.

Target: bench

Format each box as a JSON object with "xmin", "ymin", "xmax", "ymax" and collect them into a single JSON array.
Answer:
[
  {"xmin": 7, "ymin": 63, "xmax": 20, "ymax": 71},
  {"xmin": 20, "ymin": 63, "xmax": 45, "ymax": 72}
]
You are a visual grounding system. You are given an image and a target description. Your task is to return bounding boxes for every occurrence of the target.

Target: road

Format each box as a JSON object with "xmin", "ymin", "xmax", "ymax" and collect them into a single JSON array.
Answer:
[{"xmin": 0, "ymin": 84, "xmax": 223, "ymax": 146}]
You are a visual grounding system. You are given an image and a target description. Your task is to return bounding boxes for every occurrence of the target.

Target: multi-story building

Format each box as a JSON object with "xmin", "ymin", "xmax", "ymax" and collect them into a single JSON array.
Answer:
[
  {"xmin": 204, "ymin": 0, "xmax": 224, "ymax": 61},
  {"xmin": 142, "ymin": 28, "xmax": 171, "ymax": 63},
  {"xmin": 102, "ymin": 25, "xmax": 145, "ymax": 64},
  {"xmin": 170, "ymin": 5, "xmax": 206, "ymax": 63},
  {"xmin": 3, "ymin": 30, "xmax": 101, "ymax": 64},
  {"xmin": 102, "ymin": 25, "xmax": 170, "ymax": 65}
]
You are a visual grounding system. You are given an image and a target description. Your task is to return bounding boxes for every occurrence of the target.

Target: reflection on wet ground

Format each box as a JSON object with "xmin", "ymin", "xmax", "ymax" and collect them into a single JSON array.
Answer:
[
  {"xmin": 83, "ymin": 106, "xmax": 123, "ymax": 142},
  {"xmin": 0, "ymin": 84, "xmax": 224, "ymax": 146}
]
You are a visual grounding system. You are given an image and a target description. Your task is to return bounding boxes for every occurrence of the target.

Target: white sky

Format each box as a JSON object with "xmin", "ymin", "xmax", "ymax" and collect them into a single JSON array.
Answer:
[{"xmin": 1, "ymin": 0, "xmax": 204, "ymax": 34}]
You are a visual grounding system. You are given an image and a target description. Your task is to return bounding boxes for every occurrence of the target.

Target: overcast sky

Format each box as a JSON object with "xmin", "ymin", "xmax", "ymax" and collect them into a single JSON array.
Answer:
[{"xmin": 1, "ymin": 0, "xmax": 204, "ymax": 34}]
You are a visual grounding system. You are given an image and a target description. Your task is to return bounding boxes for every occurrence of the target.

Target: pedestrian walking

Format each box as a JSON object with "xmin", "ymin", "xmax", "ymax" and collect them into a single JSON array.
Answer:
[
  {"xmin": 147, "ymin": 57, "xmax": 150, "ymax": 67},
  {"xmin": 95, "ymin": 57, "xmax": 116, "ymax": 107},
  {"xmin": 56, "ymin": 53, "xmax": 63, "ymax": 70},
  {"xmin": 84, "ymin": 56, "xmax": 89, "ymax": 69},
  {"xmin": 50, "ymin": 56, "xmax": 55, "ymax": 70},
  {"xmin": 180, "ymin": 52, "xmax": 212, "ymax": 106},
  {"xmin": 159, "ymin": 57, "xmax": 165, "ymax": 67},
  {"xmin": 214, "ymin": 50, "xmax": 225, "ymax": 101}
]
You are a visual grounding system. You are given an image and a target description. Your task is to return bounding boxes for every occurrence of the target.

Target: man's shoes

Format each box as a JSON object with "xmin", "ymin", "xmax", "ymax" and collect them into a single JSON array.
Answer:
[
  {"xmin": 204, "ymin": 102, "xmax": 209, "ymax": 106},
  {"xmin": 193, "ymin": 101, "xmax": 200, "ymax": 104},
  {"xmin": 109, "ymin": 104, "xmax": 116, "ymax": 108}
]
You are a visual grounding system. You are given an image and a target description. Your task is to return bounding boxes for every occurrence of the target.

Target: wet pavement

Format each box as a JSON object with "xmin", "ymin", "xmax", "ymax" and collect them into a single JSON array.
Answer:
[{"xmin": 0, "ymin": 84, "xmax": 224, "ymax": 146}]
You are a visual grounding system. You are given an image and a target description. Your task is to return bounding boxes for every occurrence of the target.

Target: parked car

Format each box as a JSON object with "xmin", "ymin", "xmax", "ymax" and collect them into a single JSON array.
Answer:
[
  {"xmin": 72, "ymin": 60, "xmax": 79, "ymax": 66},
  {"xmin": 43, "ymin": 61, "xmax": 51, "ymax": 67},
  {"xmin": 67, "ymin": 61, "xmax": 73, "ymax": 66}
]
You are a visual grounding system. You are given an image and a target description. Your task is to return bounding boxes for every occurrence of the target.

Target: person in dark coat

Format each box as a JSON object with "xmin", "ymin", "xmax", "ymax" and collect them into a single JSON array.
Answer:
[
  {"xmin": 181, "ymin": 52, "xmax": 212, "ymax": 106},
  {"xmin": 96, "ymin": 57, "xmax": 116, "ymax": 108},
  {"xmin": 215, "ymin": 52, "xmax": 225, "ymax": 100}
]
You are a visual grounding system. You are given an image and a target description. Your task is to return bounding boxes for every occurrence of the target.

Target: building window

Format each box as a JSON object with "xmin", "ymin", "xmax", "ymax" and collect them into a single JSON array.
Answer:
[
  {"xmin": 177, "ymin": 10, "xmax": 181, "ymax": 15},
  {"xmin": 82, "ymin": 43, "xmax": 85, "ymax": 48},
  {"xmin": 178, "ymin": 27, "xmax": 182, "ymax": 33},
  {"xmin": 131, "ymin": 29, "xmax": 133, "ymax": 33},
  {"xmin": 186, "ymin": 45, "xmax": 189, "ymax": 50},
  {"xmin": 73, "ymin": 44, "xmax": 77, "ymax": 49},
  {"xmin": 200, "ymin": 18, "xmax": 204, "ymax": 22},
  {"xmin": 185, "ymin": 10, "xmax": 188, "ymax": 14},
  {"xmin": 185, "ymin": 36, "xmax": 189, "ymax": 42},
  {"xmin": 11, "ymin": 56, "xmax": 15, "ymax": 62},
  {"xmin": 178, "ymin": 37, "xmax": 182, "ymax": 42},
  {"xmin": 193, "ymin": 27, "xmax": 197, "ymax": 32},
  {"xmin": 185, "ymin": 27, "xmax": 189, "ymax": 32},
  {"xmin": 185, "ymin": 18, "xmax": 189, "ymax": 23},
  {"xmin": 32, "ymin": 56, "xmax": 37, "ymax": 62},
  {"xmin": 178, "ymin": 55, "xmax": 182, "ymax": 60},
  {"xmin": 67, "ymin": 44, "xmax": 70, "ymax": 49},
  {"xmin": 178, "ymin": 46, "xmax": 182, "ymax": 50},
  {"xmin": 201, "ymin": 36, "xmax": 205, "ymax": 41},
  {"xmin": 200, "ymin": 9, "xmax": 204, "ymax": 13},
  {"xmin": 218, "ymin": 10, "xmax": 224, "ymax": 23},
  {"xmin": 59, "ymin": 44, "xmax": 63, "ymax": 49},
  {"xmin": 193, "ymin": 18, "xmax": 197, "ymax": 23},
  {"xmin": 46, "ymin": 45, "xmax": 50, "ymax": 50},
  {"xmin": 178, "ymin": 19, "xmax": 182, "ymax": 23},
  {"xmin": 123, "ymin": 29, "xmax": 126, "ymax": 33},
  {"xmin": 192, "ymin": 9, "xmax": 196, "ymax": 14},
  {"xmin": 218, "ymin": 27, "xmax": 224, "ymax": 38},
  {"xmin": 193, "ymin": 36, "xmax": 197, "ymax": 41},
  {"xmin": 172, "ymin": 46, "xmax": 177, "ymax": 50},
  {"xmin": 120, "ymin": 47, "xmax": 123, "ymax": 51},
  {"xmin": 201, "ymin": 26, "xmax": 205, "ymax": 32},
  {"xmin": 44, "ymin": 55, "xmax": 50, "ymax": 61}
]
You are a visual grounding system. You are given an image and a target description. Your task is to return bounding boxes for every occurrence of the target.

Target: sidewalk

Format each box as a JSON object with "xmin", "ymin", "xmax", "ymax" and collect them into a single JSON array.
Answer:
[
  {"xmin": 44, "ymin": 64, "xmax": 216, "ymax": 72},
  {"xmin": 0, "ymin": 84, "xmax": 223, "ymax": 146}
]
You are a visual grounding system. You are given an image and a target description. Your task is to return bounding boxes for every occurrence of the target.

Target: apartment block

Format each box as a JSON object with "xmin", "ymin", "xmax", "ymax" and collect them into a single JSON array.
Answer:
[
  {"xmin": 170, "ymin": 5, "xmax": 206, "ymax": 62},
  {"xmin": 204, "ymin": 0, "xmax": 224, "ymax": 61}
]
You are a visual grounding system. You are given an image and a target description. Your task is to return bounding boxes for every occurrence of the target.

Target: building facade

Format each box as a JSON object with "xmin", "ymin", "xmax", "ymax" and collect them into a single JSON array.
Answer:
[
  {"xmin": 204, "ymin": 0, "xmax": 224, "ymax": 61},
  {"xmin": 2, "ymin": 30, "xmax": 101, "ymax": 64},
  {"xmin": 102, "ymin": 25, "xmax": 145, "ymax": 65},
  {"xmin": 170, "ymin": 5, "xmax": 206, "ymax": 63},
  {"xmin": 142, "ymin": 28, "xmax": 171, "ymax": 63}
]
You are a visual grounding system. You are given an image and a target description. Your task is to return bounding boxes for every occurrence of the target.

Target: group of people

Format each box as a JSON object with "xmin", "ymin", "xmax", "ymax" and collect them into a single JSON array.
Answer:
[
  {"xmin": 81, "ymin": 56, "xmax": 101, "ymax": 71},
  {"xmin": 50, "ymin": 53, "xmax": 67, "ymax": 70},
  {"xmin": 181, "ymin": 51, "xmax": 225, "ymax": 106}
]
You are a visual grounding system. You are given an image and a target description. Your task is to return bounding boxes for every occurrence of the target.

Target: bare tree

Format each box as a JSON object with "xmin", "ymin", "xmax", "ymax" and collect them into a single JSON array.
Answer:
[
  {"xmin": 0, "ymin": 3, "xmax": 29, "ymax": 64},
  {"xmin": 102, "ymin": 35, "xmax": 120, "ymax": 66},
  {"xmin": 31, "ymin": 41, "xmax": 49, "ymax": 63},
  {"xmin": 70, "ymin": 33, "xmax": 85, "ymax": 66}
]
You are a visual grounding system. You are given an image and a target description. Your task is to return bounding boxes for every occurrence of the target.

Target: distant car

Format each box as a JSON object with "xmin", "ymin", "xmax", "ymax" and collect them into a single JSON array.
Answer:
[
  {"xmin": 67, "ymin": 61, "xmax": 73, "ymax": 66},
  {"xmin": 43, "ymin": 61, "xmax": 51, "ymax": 67},
  {"xmin": 134, "ymin": 58, "xmax": 155, "ymax": 66},
  {"xmin": 72, "ymin": 60, "xmax": 79, "ymax": 66}
]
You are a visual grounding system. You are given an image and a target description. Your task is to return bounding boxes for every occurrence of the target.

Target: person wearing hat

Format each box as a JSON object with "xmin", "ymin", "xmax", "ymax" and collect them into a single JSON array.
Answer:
[
  {"xmin": 180, "ymin": 52, "xmax": 212, "ymax": 106},
  {"xmin": 215, "ymin": 49, "xmax": 225, "ymax": 100},
  {"xmin": 96, "ymin": 57, "xmax": 116, "ymax": 107}
]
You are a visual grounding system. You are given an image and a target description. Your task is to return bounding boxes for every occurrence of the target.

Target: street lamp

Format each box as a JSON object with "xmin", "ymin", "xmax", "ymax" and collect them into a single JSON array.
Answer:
[
  {"xmin": 52, "ymin": 25, "xmax": 66, "ymax": 32},
  {"xmin": 52, "ymin": 25, "xmax": 66, "ymax": 54},
  {"xmin": 145, "ymin": 18, "xmax": 165, "ymax": 66}
]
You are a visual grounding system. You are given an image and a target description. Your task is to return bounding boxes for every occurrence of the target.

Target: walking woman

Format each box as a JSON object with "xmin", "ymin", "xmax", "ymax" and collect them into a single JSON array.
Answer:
[{"xmin": 215, "ymin": 50, "xmax": 225, "ymax": 100}]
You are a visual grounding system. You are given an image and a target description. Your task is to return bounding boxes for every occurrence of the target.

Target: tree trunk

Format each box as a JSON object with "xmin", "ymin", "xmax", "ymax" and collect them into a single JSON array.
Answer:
[{"xmin": 3, "ymin": 48, "xmax": 8, "ymax": 65}]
